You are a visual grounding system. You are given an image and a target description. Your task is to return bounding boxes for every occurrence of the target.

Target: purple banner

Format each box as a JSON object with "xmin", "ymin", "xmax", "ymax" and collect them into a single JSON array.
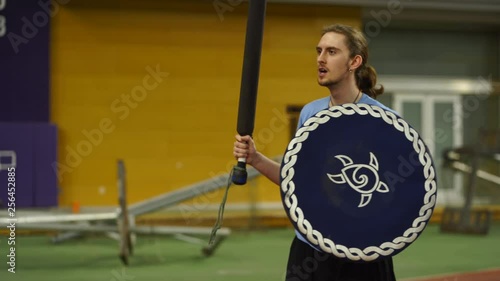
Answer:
[
  {"xmin": 0, "ymin": 0, "xmax": 51, "ymax": 122},
  {"xmin": 0, "ymin": 124, "xmax": 34, "ymax": 207},
  {"xmin": 0, "ymin": 123, "xmax": 58, "ymax": 207},
  {"xmin": 33, "ymin": 123, "xmax": 58, "ymax": 207}
]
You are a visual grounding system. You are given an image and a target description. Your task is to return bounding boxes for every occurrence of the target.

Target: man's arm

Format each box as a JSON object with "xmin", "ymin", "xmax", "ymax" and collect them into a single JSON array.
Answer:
[
  {"xmin": 233, "ymin": 135, "xmax": 281, "ymax": 186},
  {"xmin": 251, "ymin": 152, "xmax": 281, "ymax": 185}
]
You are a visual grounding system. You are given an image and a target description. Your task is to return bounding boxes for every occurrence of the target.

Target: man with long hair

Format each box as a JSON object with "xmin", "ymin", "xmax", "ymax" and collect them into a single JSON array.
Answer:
[{"xmin": 233, "ymin": 24, "xmax": 397, "ymax": 281}]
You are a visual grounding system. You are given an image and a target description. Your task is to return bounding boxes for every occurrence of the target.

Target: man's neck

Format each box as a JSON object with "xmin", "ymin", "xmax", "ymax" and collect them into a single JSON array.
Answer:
[{"xmin": 328, "ymin": 81, "xmax": 360, "ymax": 106}]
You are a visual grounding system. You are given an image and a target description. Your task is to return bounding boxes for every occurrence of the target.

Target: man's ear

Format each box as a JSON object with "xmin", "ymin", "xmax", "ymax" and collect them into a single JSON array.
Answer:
[{"xmin": 349, "ymin": 55, "xmax": 363, "ymax": 71}]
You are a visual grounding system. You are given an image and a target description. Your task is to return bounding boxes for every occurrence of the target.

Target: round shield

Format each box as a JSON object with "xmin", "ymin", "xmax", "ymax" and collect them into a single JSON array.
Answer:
[{"xmin": 280, "ymin": 103, "xmax": 437, "ymax": 262}]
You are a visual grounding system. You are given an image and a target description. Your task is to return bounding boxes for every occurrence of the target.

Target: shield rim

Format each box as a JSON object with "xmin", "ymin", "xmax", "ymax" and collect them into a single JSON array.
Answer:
[{"xmin": 280, "ymin": 103, "xmax": 437, "ymax": 262}]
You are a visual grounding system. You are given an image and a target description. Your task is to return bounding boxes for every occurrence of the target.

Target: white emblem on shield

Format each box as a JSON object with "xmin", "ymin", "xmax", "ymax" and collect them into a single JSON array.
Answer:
[{"xmin": 327, "ymin": 152, "xmax": 389, "ymax": 208}]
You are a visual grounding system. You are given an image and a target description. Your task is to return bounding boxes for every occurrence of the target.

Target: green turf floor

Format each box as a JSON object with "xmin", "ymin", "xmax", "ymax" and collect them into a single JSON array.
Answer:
[{"xmin": 0, "ymin": 224, "xmax": 499, "ymax": 281}]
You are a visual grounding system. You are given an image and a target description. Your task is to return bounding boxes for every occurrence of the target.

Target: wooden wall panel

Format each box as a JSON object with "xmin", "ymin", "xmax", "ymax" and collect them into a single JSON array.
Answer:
[{"xmin": 51, "ymin": 0, "xmax": 361, "ymax": 206}]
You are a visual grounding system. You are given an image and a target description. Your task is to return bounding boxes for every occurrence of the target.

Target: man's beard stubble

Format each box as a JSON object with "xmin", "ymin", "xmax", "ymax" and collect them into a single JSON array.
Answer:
[
  {"xmin": 318, "ymin": 63, "xmax": 350, "ymax": 88},
  {"xmin": 318, "ymin": 77, "xmax": 341, "ymax": 87}
]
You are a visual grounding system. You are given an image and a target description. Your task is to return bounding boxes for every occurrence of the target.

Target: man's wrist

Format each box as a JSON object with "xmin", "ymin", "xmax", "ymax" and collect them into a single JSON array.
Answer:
[{"xmin": 251, "ymin": 152, "xmax": 264, "ymax": 168}]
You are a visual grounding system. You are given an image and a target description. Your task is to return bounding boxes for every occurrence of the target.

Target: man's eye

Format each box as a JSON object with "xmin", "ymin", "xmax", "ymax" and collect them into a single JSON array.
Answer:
[{"xmin": 329, "ymin": 50, "xmax": 335, "ymax": 55}]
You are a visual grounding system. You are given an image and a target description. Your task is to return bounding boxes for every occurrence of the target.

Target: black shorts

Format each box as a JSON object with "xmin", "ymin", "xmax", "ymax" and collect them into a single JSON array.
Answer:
[{"xmin": 285, "ymin": 237, "xmax": 397, "ymax": 281}]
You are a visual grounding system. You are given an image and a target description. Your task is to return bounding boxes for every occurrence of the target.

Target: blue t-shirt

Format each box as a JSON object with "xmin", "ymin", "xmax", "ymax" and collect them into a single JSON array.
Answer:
[{"xmin": 294, "ymin": 93, "xmax": 398, "ymax": 249}]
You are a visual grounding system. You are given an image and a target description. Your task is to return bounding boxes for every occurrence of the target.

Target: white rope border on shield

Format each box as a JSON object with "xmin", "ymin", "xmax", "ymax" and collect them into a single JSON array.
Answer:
[{"xmin": 281, "ymin": 103, "xmax": 437, "ymax": 262}]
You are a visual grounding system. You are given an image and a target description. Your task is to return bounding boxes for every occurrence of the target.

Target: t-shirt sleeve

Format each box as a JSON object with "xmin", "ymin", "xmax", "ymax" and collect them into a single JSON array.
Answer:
[
  {"xmin": 296, "ymin": 97, "xmax": 328, "ymax": 131},
  {"xmin": 297, "ymin": 107, "xmax": 311, "ymax": 130}
]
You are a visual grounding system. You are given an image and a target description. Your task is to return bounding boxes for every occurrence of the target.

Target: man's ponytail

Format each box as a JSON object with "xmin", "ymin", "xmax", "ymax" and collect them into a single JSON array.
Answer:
[{"xmin": 357, "ymin": 64, "xmax": 384, "ymax": 98}]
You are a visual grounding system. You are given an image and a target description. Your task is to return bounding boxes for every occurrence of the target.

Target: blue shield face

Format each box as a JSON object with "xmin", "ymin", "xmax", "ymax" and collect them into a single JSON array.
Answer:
[{"xmin": 280, "ymin": 104, "xmax": 437, "ymax": 262}]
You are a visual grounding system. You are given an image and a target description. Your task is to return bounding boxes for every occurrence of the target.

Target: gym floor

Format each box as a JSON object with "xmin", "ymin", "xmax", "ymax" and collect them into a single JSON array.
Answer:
[{"xmin": 0, "ymin": 224, "xmax": 499, "ymax": 281}]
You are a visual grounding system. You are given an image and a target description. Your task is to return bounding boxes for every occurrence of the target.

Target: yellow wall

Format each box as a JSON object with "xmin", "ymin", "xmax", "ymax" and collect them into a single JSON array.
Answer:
[{"xmin": 51, "ymin": 0, "xmax": 361, "ymax": 207}]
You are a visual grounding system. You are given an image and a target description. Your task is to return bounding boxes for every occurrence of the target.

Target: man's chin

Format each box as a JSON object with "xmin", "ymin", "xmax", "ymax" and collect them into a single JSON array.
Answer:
[{"xmin": 318, "ymin": 80, "xmax": 331, "ymax": 87}]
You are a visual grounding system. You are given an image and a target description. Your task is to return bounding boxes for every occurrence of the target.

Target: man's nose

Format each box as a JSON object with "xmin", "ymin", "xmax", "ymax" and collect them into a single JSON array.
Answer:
[{"xmin": 317, "ymin": 53, "xmax": 325, "ymax": 64}]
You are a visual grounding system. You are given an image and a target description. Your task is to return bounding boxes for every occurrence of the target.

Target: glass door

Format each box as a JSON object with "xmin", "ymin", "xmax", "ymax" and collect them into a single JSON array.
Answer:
[{"xmin": 394, "ymin": 94, "xmax": 463, "ymax": 206}]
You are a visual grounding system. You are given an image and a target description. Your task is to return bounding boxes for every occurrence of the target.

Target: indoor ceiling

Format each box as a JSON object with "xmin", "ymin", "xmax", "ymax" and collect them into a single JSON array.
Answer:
[{"xmin": 268, "ymin": 0, "xmax": 500, "ymax": 29}]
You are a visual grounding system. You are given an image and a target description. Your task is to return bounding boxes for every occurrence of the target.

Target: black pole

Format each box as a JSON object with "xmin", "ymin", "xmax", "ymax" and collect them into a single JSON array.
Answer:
[{"xmin": 232, "ymin": 0, "xmax": 267, "ymax": 185}]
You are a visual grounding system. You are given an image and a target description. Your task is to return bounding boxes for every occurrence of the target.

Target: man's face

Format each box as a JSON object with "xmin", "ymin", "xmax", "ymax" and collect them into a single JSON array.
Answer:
[{"xmin": 316, "ymin": 32, "xmax": 351, "ymax": 87}]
